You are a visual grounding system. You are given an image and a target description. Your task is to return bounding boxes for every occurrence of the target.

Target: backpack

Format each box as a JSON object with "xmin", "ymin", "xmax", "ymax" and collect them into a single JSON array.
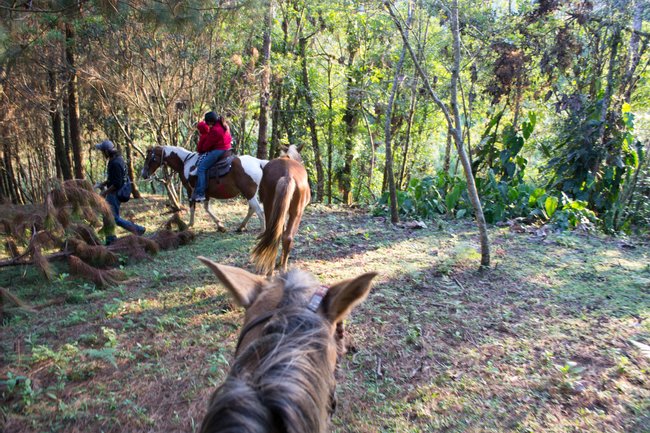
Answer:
[{"xmin": 117, "ymin": 175, "xmax": 132, "ymax": 202}]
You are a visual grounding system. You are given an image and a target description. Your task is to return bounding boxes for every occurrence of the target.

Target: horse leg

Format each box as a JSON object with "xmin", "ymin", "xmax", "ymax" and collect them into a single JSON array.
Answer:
[
  {"xmin": 188, "ymin": 201, "xmax": 196, "ymax": 227},
  {"xmin": 279, "ymin": 210, "xmax": 302, "ymax": 272},
  {"xmin": 204, "ymin": 200, "xmax": 226, "ymax": 232},
  {"xmin": 236, "ymin": 206, "xmax": 255, "ymax": 233},
  {"xmin": 237, "ymin": 196, "xmax": 265, "ymax": 232}
]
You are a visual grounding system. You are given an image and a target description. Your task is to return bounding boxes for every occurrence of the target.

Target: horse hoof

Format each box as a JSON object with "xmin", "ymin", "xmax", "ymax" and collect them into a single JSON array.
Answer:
[
  {"xmin": 236, "ymin": 227, "xmax": 247, "ymax": 233},
  {"xmin": 217, "ymin": 226, "xmax": 227, "ymax": 233}
]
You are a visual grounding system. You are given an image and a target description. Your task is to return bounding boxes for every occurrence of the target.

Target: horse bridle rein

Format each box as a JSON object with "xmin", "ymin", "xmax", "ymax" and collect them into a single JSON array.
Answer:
[
  {"xmin": 235, "ymin": 285, "xmax": 330, "ymax": 353},
  {"xmin": 148, "ymin": 148, "xmax": 196, "ymax": 173}
]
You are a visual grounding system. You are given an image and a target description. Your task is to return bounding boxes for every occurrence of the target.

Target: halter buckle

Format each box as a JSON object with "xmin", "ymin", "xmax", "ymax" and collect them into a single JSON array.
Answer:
[{"xmin": 307, "ymin": 285, "xmax": 329, "ymax": 312}]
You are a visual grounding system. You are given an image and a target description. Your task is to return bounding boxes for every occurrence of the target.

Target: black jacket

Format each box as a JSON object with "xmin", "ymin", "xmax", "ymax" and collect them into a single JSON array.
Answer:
[{"xmin": 106, "ymin": 155, "xmax": 127, "ymax": 189}]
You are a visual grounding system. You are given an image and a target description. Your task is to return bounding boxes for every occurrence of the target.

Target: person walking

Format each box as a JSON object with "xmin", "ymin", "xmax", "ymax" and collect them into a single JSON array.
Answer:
[{"xmin": 94, "ymin": 139, "xmax": 145, "ymax": 245}]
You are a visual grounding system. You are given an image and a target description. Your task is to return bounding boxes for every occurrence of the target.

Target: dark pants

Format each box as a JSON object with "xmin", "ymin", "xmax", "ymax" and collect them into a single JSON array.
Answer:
[
  {"xmin": 105, "ymin": 193, "xmax": 144, "ymax": 240},
  {"xmin": 193, "ymin": 149, "xmax": 227, "ymax": 198}
]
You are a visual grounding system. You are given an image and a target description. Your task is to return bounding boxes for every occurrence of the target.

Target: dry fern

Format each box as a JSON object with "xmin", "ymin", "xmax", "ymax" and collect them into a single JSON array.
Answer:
[
  {"xmin": 150, "ymin": 230, "xmax": 180, "ymax": 250},
  {"xmin": 0, "ymin": 287, "xmax": 36, "ymax": 319},
  {"xmin": 67, "ymin": 223, "xmax": 102, "ymax": 246},
  {"xmin": 5, "ymin": 238, "xmax": 20, "ymax": 258},
  {"xmin": 177, "ymin": 230, "xmax": 195, "ymax": 245},
  {"xmin": 68, "ymin": 255, "xmax": 126, "ymax": 287},
  {"xmin": 31, "ymin": 242, "xmax": 54, "ymax": 281},
  {"xmin": 110, "ymin": 235, "xmax": 152, "ymax": 262},
  {"xmin": 68, "ymin": 239, "xmax": 118, "ymax": 268},
  {"xmin": 163, "ymin": 213, "xmax": 189, "ymax": 232}
]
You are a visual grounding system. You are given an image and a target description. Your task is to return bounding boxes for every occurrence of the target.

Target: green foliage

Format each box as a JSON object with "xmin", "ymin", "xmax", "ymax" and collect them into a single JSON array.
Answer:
[
  {"xmin": 550, "ymin": 194, "xmax": 597, "ymax": 230},
  {"xmin": 547, "ymin": 99, "xmax": 637, "ymax": 220},
  {"xmin": 474, "ymin": 112, "xmax": 533, "ymax": 184},
  {"xmin": 374, "ymin": 172, "xmax": 468, "ymax": 220},
  {"xmin": 82, "ymin": 348, "xmax": 118, "ymax": 369},
  {"xmin": 1, "ymin": 372, "xmax": 35, "ymax": 408}
]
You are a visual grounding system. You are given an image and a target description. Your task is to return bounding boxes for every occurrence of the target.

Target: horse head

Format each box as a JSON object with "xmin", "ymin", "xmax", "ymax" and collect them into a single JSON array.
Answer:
[
  {"xmin": 197, "ymin": 256, "xmax": 376, "ymax": 433},
  {"xmin": 140, "ymin": 146, "xmax": 164, "ymax": 180},
  {"xmin": 280, "ymin": 144, "xmax": 305, "ymax": 163}
]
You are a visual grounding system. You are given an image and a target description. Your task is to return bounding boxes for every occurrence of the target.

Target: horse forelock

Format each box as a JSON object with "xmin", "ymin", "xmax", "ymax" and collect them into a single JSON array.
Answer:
[
  {"xmin": 200, "ymin": 271, "xmax": 335, "ymax": 433},
  {"xmin": 278, "ymin": 269, "xmax": 319, "ymax": 306}
]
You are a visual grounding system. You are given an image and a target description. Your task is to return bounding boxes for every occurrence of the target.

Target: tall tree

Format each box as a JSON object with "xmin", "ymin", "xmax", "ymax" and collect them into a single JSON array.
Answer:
[
  {"xmin": 65, "ymin": 22, "xmax": 84, "ymax": 179},
  {"xmin": 341, "ymin": 19, "xmax": 360, "ymax": 205},
  {"xmin": 257, "ymin": 0, "xmax": 273, "ymax": 160},
  {"xmin": 299, "ymin": 33, "xmax": 325, "ymax": 202},
  {"xmin": 48, "ymin": 69, "xmax": 72, "ymax": 180},
  {"xmin": 387, "ymin": 0, "xmax": 491, "ymax": 267},
  {"xmin": 384, "ymin": 0, "xmax": 413, "ymax": 223}
]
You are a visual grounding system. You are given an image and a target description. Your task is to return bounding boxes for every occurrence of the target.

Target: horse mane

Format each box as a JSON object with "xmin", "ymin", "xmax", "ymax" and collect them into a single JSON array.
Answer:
[
  {"xmin": 159, "ymin": 145, "xmax": 195, "ymax": 158},
  {"xmin": 200, "ymin": 270, "xmax": 335, "ymax": 433}
]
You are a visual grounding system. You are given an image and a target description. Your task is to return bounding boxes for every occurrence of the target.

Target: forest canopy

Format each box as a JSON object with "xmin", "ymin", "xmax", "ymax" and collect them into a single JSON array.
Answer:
[{"xmin": 0, "ymin": 0, "xmax": 648, "ymax": 234}]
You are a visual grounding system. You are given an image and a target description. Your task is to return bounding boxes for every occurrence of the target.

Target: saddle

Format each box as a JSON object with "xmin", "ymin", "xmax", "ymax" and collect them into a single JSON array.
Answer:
[{"xmin": 192, "ymin": 149, "xmax": 235, "ymax": 182}]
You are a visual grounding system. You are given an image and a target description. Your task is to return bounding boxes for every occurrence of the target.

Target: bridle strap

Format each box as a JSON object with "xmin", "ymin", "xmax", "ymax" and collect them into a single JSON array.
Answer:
[
  {"xmin": 234, "ymin": 285, "xmax": 330, "ymax": 352},
  {"xmin": 235, "ymin": 310, "xmax": 276, "ymax": 353}
]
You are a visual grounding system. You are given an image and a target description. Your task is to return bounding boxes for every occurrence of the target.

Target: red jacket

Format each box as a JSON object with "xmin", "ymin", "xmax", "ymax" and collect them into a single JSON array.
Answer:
[{"xmin": 197, "ymin": 121, "xmax": 232, "ymax": 153}]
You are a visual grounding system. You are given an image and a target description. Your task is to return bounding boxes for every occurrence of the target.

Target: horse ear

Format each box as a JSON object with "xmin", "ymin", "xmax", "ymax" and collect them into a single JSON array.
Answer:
[
  {"xmin": 280, "ymin": 145, "xmax": 289, "ymax": 152},
  {"xmin": 323, "ymin": 272, "xmax": 377, "ymax": 324},
  {"xmin": 198, "ymin": 257, "xmax": 265, "ymax": 308},
  {"xmin": 296, "ymin": 143, "xmax": 305, "ymax": 153}
]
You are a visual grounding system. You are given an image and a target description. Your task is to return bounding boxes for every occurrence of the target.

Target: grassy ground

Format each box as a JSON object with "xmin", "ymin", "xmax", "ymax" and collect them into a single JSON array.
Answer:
[{"xmin": 1, "ymin": 195, "xmax": 649, "ymax": 432}]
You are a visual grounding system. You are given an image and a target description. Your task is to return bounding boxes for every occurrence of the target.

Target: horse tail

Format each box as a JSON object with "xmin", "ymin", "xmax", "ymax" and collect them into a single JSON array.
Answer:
[{"xmin": 252, "ymin": 176, "xmax": 295, "ymax": 274}]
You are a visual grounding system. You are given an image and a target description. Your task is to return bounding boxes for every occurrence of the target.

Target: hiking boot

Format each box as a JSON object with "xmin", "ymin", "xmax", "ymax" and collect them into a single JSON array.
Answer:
[
  {"xmin": 105, "ymin": 235, "xmax": 117, "ymax": 246},
  {"xmin": 193, "ymin": 195, "xmax": 206, "ymax": 202},
  {"xmin": 137, "ymin": 226, "xmax": 146, "ymax": 236}
]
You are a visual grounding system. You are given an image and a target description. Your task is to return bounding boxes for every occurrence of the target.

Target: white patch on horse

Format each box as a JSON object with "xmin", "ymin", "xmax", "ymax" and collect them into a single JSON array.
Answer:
[
  {"xmin": 239, "ymin": 155, "xmax": 268, "ymax": 192},
  {"xmin": 160, "ymin": 146, "xmax": 197, "ymax": 179}
]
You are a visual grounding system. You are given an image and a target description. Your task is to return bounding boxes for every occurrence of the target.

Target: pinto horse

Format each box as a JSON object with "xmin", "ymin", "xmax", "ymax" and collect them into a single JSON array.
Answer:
[
  {"xmin": 197, "ymin": 256, "xmax": 377, "ymax": 433},
  {"xmin": 251, "ymin": 145, "xmax": 310, "ymax": 274},
  {"xmin": 141, "ymin": 146, "xmax": 266, "ymax": 232}
]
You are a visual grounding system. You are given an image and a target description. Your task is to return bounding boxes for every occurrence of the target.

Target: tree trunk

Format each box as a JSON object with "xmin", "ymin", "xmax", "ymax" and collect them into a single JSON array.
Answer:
[
  {"xmin": 361, "ymin": 105, "xmax": 377, "ymax": 200},
  {"xmin": 65, "ymin": 23, "xmax": 84, "ymax": 179},
  {"xmin": 48, "ymin": 70, "xmax": 72, "ymax": 181},
  {"xmin": 448, "ymin": 0, "xmax": 489, "ymax": 267},
  {"xmin": 3, "ymin": 143, "xmax": 22, "ymax": 204},
  {"xmin": 622, "ymin": 1, "xmax": 646, "ymax": 102},
  {"xmin": 594, "ymin": 28, "xmax": 621, "ymax": 174},
  {"xmin": 123, "ymin": 111, "xmax": 142, "ymax": 198},
  {"xmin": 387, "ymin": 0, "xmax": 490, "ymax": 267},
  {"xmin": 270, "ymin": 76, "xmax": 283, "ymax": 160},
  {"xmin": 443, "ymin": 127, "xmax": 452, "ymax": 173},
  {"xmin": 399, "ymin": 74, "xmax": 418, "ymax": 189},
  {"xmin": 256, "ymin": 0, "xmax": 273, "ymax": 160},
  {"xmin": 326, "ymin": 60, "xmax": 334, "ymax": 204},
  {"xmin": 384, "ymin": 2, "xmax": 412, "ymax": 224},
  {"xmin": 341, "ymin": 23, "xmax": 360, "ymax": 205},
  {"xmin": 282, "ymin": 92, "xmax": 299, "ymax": 148},
  {"xmin": 299, "ymin": 36, "xmax": 324, "ymax": 202},
  {"xmin": 0, "ymin": 158, "xmax": 8, "ymax": 203}
]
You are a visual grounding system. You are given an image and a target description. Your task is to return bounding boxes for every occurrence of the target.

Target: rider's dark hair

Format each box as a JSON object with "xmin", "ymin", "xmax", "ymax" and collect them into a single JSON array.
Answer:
[{"xmin": 204, "ymin": 111, "xmax": 219, "ymax": 124}]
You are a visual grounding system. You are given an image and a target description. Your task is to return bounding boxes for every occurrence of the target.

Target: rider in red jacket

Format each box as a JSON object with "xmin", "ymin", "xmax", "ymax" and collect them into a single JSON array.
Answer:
[
  {"xmin": 197, "ymin": 119, "xmax": 231, "ymax": 153},
  {"xmin": 193, "ymin": 112, "xmax": 233, "ymax": 202}
]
